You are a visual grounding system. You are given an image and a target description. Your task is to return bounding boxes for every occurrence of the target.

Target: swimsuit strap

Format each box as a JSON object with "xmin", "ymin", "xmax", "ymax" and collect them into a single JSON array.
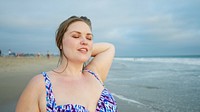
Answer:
[
  {"xmin": 84, "ymin": 69, "xmax": 104, "ymax": 86},
  {"xmin": 42, "ymin": 72, "xmax": 56, "ymax": 111}
]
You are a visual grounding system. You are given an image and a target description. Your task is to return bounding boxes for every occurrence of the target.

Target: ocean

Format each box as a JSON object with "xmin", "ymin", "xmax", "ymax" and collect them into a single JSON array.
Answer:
[{"xmin": 105, "ymin": 56, "xmax": 200, "ymax": 112}]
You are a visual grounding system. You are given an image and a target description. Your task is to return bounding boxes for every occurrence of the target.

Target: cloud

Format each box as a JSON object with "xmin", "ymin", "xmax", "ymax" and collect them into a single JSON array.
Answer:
[{"xmin": 0, "ymin": 0, "xmax": 200, "ymax": 56}]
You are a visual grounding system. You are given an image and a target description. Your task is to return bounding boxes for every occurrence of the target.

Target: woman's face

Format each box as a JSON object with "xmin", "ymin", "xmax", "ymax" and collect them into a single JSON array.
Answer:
[{"xmin": 61, "ymin": 21, "xmax": 93, "ymax": 63}]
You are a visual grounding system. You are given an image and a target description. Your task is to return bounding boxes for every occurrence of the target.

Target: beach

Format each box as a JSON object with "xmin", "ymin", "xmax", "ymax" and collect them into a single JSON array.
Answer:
[
  {"xmin": 0, "ymin": 56, "xmax": 200, "ymax": 112},
  {"xmin": 0, "ymin": 56, "xmax": 58, "ymax": 112}
]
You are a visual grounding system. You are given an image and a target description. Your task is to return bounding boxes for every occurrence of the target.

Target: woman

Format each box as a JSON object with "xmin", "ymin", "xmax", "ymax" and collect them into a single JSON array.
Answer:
[{"xmin": 16, "ymin": 16, "xmax": 117, "ymax": 112}]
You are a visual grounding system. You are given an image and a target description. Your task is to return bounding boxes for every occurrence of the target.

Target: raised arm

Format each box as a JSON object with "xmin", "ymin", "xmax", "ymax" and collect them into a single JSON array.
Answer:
[{"xmin": 86, "ymin": 42, "xmax": 115, "ymax": 82}]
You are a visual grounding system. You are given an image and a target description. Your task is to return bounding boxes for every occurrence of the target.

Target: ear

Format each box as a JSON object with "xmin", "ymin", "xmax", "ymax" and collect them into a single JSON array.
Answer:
[{"xmin": 60, "ymin": 45, "xmax": 62, "ymax": 50}]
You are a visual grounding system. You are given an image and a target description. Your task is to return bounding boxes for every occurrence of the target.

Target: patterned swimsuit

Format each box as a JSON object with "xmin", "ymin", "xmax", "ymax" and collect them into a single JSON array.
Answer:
[{"xmin": 42, "ymin": 70, "xmax": 117, "ymax": 112}]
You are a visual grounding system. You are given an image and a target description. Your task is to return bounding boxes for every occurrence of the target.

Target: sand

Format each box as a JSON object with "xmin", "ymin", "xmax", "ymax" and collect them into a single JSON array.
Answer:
[
  {"xmin": 0, "ymin": 56, "xmax": 59, "ymax": 112},
  {"xmin": 1, "ymin": 56, "xmax": 129, "ymax": 112}
]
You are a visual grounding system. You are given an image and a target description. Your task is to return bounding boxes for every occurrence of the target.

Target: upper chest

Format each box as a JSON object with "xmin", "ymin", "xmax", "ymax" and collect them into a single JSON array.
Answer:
[{"xmin": 38, "ymin": 73, "xmax": 104, "ymax": 112}]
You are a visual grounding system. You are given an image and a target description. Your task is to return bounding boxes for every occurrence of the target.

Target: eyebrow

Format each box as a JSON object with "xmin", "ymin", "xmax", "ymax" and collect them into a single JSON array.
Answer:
[{"xmin": 70, "ymin": 31, "xmax": 93, "ymax": 36}]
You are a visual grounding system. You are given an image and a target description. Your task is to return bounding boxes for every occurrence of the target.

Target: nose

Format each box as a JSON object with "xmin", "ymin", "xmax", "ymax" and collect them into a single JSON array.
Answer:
[{"xmin": 80, "ymin": 37, "xmax": 88, "ymax": 45}]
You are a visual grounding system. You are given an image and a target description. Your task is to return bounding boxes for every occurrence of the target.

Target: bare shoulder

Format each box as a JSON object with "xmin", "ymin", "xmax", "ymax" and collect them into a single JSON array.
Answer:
[
  {"xmin": 15, "ymin": 74, "xmax": 45, "ymax": 112},
  {"xmin": 28, "ymin": 74, "xmax": 45, "ymax": 89},
  {"xmin": 32, "ymin": 74, "xmax": 44, "ymax": 83},
  {"xmin": 22, "ymin": 74, "xmax": 45, "ymax": 94}
]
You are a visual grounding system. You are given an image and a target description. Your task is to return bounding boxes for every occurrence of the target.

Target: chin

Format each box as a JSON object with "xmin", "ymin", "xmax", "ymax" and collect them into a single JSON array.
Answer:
[{"xmin": 78, "ymin": 56, "xmax": 90, "ymax": 63}]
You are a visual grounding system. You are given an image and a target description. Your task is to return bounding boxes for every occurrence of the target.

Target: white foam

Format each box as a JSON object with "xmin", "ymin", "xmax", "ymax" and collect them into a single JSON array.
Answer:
[
  {"xmin": 114, "ymin": 57, "xmax": 200, "ymax": 66},
  {"xmin": 112, "ymin": 93, "xmax": 146, "ymax": 106}
]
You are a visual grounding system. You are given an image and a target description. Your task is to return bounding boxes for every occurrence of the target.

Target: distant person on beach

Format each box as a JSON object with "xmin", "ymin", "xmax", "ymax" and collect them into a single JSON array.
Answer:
[
  {"xmin": 8, "ymin": 49, "xmax": 16, "ymax": 56},
  {"xmin": 8, "ymin": 49, "xmax": 11, "ymax": 55},
  {"xmin": 0, "ymin": 49, "xmax": 1, "ymax": 56},
  {"xmin": 37, "ymin": 52, "xmax": 40, "ymax": 58},
  {"xmin": 16, "ymin": 16, "xmax": 117, "ymax": 112},
  {"xmin": 47, "ymin": 50, "xmax": 50, "ymax": 59}
]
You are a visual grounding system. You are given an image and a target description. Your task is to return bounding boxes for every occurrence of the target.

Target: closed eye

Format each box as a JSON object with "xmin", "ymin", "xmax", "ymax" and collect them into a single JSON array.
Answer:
[
  {"xmin": 70, "ymin": 31, "xmax": 81, "ymax": 38},
  {"xmin": 72, "ymin": 33, "xmax": 81, "ymax": 38},
  {"xmin": 86, "ymin": 35, "xmax": 93, "ymax": 40},
  {"xmin": 72, "ymin": 35, "xmax": 80, "ymax": 38}
]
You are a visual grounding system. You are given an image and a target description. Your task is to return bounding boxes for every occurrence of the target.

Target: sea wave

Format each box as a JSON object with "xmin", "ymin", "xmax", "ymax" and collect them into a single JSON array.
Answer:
[
  {"xmin": 114, "ymin": 57, "xmax": 200, "ymax": 66},
  {"xmin": 112, "ymin": 93, "xmax": 146, "ymax": 106}
]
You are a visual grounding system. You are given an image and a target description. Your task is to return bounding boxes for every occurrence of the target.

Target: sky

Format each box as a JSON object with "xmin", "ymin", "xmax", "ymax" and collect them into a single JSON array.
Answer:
[{"xmin": 0, "ymin": 0, "xmax": 200, "ymax": 57}]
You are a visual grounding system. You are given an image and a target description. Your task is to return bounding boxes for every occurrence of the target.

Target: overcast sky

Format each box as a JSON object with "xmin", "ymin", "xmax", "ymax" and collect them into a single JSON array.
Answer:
[{"xmin": 0, "ymin": 0, "xmax": 200, "ymax": 56}]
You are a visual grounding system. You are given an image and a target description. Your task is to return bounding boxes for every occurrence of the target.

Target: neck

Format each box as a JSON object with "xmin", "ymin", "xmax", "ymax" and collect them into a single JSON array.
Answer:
[{"xmin": 55, "ymin": 59, "xmax": 84, "ymax": 77}]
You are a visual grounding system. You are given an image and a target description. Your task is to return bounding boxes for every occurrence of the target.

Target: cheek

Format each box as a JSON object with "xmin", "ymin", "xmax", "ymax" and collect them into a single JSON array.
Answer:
[
  {"xmin": 89, "ymin": 42, "xmax": 93, "ymax": 51},
  {"xmin": 62, "ymin": 38, "xmax": 74, "ymax": 48},
  {"xmin": 62, "ymin": 39, "xmax": 73, "ymax": 54}
]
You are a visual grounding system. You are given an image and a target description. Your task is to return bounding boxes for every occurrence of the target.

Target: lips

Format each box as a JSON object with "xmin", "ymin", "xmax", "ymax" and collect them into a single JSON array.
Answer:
[{"xmin": 77, "ymin": 47, "xmax": 88, "ymax": 53}]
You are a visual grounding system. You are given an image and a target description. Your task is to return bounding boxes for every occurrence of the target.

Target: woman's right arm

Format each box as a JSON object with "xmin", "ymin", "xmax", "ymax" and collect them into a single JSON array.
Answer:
[{"xmin": 16, "ymin": 75, "xmax": 42, "ymax": 112}]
